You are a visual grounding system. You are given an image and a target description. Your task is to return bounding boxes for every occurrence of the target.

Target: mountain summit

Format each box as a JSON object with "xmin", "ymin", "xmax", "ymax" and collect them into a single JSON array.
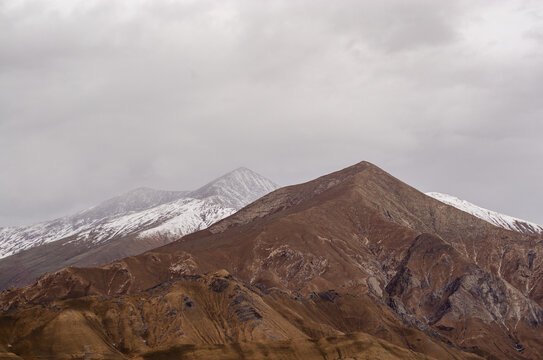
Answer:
[
  {"xmin": 189, "ymin": 167, "xmax": 278, "ymax": 209},
  {"xmin": 1, "ymin": 161, "xmax": 541, "ymax": 359}
]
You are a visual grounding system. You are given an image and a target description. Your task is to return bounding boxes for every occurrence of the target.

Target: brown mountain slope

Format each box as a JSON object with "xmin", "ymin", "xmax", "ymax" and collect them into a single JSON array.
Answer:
[
  {"xmin": 0, "ymin": 232, "xmax": 172, "ymax": 291},
  {"xmin": 1, "ymin": 161, "xmax": 542, "ymax": 359},
  {"xmin": 0, "ymin": 271, "xmax": 481, "ymax": 360}
]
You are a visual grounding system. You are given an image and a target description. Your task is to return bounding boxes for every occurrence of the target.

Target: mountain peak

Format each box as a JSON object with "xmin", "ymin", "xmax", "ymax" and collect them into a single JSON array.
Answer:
[
  {"xmin": 219, "ymin": 167, "xmax": 273, "ymax": 181},
  {"xmin": 189, "ymin": 168, "xmax": 278, "ymax": 209},
  {"xmin": 314, "ymin": 161, "xmax": 378, "ymax": 183},
  {"xmin": 231, "ymin": 166, "xmax": 252, "ymax": 173}
]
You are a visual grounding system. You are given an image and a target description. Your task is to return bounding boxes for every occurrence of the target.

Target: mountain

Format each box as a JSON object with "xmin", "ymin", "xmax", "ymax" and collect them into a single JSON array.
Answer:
[
  {"xmin": 0, "ymin": 168, "xmax": 278, "ymax": 289},
  {"xmin": 1, "ymin": 162, "xmax": 541, "ymax": 360},
  {"xmin": 427, "ymin": 192, "xmax": 543, "ymax": 235}
]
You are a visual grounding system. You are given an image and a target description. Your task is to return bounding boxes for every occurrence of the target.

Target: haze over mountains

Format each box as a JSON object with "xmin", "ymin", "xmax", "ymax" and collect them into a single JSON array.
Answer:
[
  {"xmin": 1, "ymin": 161, "xmax": 541, "ymax": 360},
  {"xmin": 0, "ymin": 167, "xmax": 277, "ymax": 289}
]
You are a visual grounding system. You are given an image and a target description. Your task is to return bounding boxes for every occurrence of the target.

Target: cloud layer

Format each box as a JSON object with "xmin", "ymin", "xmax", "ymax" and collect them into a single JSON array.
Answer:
[{"xmin": 1, "ymin": 0, "xmax": 542, "ymax": 226}]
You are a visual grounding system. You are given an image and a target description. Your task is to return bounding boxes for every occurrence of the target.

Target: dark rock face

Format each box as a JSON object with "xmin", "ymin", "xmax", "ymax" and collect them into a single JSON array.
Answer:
[
  {"xmin": 209, "ymin": 278, "xmax": 229, "ymax": 293},
  {"xmin": 315, "ymin": 290, "xmax": 340, "ymax": 303},
  {"xmin": 384, "ymin": 232, "xmax": 543, "ymax": 359}
]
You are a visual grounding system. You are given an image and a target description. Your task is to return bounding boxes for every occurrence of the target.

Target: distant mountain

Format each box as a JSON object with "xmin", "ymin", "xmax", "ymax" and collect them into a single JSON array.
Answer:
[
  {"xmin": 427, "ymin": 192, "xmax": 543, "ymax": 235},
  {"xmin": 0, "ymin": 168, "xmax": 277, "ymax": 288}
]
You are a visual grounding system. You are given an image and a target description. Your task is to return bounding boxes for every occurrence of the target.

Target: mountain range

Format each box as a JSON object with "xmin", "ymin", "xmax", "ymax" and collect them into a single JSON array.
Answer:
[
  {"xmin": 0, "ymin": 167, "xmax": 277, "ymax": 289},
  {"xmin": 0, "ymin": 161, "xmax": 542, "ymax": 359}
]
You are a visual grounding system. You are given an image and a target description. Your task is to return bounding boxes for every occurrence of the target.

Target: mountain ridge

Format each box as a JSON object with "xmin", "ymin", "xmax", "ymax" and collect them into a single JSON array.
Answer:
[{"xmin": 427, "ymin": 192, "xmax": 543, "ymax": 235}]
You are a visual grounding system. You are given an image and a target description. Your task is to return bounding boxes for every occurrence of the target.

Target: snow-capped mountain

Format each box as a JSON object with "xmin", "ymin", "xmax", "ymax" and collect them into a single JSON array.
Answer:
[
  {"xmin": 0, "ymin": 168, "xmax": 277, "ymax": 259},
  {"xmin": 427, "ymin": 192, "xmax": 543, "ymax": 235},
  {"xmin": 189, "ymin": 167, "xmax": 278, "ymax": 209}
]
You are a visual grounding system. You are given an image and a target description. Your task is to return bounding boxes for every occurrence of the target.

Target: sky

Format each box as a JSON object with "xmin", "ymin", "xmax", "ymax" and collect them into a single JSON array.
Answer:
[{"xmin": 1, "ymin": 0, "xmax": 542, "ymax": 227}]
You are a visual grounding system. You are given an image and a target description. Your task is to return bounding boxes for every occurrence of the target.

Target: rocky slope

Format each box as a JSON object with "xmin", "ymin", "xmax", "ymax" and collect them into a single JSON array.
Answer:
[
  {"xmin": 1, "ymin": 162, "xmax": 541, "ymax": 359},
  {"xmin": 0, "ymin": 270, "xmax": 481, "ymax": 360},
  {"xmin": 0, "ymin": 168, "xmax": 277, "ymax": 289},
  {"xmin": 427, "ymin": 192, "xmax": 543, "ymax": 235}
]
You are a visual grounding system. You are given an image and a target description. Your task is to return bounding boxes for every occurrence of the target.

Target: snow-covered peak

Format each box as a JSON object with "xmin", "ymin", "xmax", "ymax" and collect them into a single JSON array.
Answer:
[
  {"xmin": 427, "ymin": 192, "xmax": 543, "ymax": 235},
  {"xmin": 189, "ymin": 167, "xmax": 278, "ymax": 209}
]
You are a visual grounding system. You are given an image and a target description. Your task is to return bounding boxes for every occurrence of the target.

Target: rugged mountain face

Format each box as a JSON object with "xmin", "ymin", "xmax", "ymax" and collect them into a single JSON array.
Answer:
[
  {"xmin": 0, "ymin": 168, "xmax": 278, "ymax": 289},
  {"xmin": 1, "ymin": 162, "xmax": 542, "ymax": 360},
  {"xmin": 427, "ymin": 192, "xmax": 543, "ymax": 235},
  {"xmin": 0, "ymin": 270, "xmax": 481, "ymax": 360}
]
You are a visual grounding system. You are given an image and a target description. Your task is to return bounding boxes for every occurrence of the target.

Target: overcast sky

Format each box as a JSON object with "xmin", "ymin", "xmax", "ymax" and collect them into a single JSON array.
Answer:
[{"xmin": 1, "ymin": 0, "xmax": 542, "ymax": 227}]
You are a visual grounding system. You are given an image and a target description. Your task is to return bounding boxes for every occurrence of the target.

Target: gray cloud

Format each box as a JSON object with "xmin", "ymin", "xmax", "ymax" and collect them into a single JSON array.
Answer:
[{"xmin": 1, "ymin": 0, "xmax": 542, "ymax": 226}]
